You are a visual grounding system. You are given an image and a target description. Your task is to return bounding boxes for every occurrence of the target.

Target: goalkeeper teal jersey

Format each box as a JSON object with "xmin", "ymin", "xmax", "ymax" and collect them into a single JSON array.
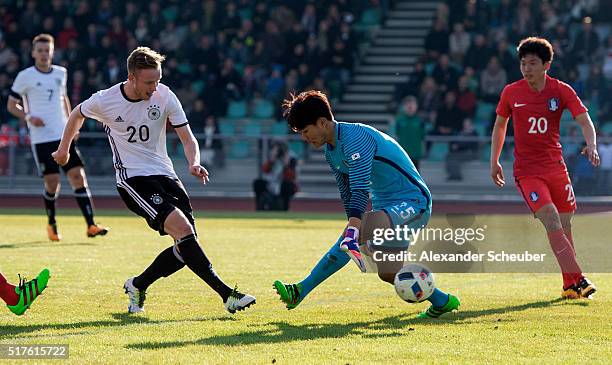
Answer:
[{"xmin": 324, "ymin": 121, "xmax": 432, "ymax": 219}]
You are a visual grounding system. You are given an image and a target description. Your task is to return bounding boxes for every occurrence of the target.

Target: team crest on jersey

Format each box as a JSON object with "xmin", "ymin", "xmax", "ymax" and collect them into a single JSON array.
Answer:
[
  {"xmin": 530, "ymin": 191, "xmax": 539, "ymax": 202},
  {"xmin": 548, "ymin": 98, "xmax": 559, "ymax": 112},
  {"xmin": 151, "ymin": 194, "xmax": 163, "ymax": 204},
  {"xmin": 147, "ymin": 105, "xmax": 161, "ymax": 120},
  {"xmin": 55, "ymin": 78, "xmax": 62, "ymax": 86}
]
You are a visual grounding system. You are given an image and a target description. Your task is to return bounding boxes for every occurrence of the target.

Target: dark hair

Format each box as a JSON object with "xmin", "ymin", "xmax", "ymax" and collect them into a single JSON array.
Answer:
[
  {"xmin": 32, "ymin": 33, "xmax": 54, "ymax": 46},
  {"xmin": 282, "ymin": 90, "xmax": 333, "ymax": 131},
  {"xmin": 517, "ymin": 37, "xmax": 554, "ymax": 64}
]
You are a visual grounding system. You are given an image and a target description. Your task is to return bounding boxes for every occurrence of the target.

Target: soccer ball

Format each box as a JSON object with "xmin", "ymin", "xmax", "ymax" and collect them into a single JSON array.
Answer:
[{"xmin": 394, "ymin": 264, "xmax": 435, "ymax": 303}]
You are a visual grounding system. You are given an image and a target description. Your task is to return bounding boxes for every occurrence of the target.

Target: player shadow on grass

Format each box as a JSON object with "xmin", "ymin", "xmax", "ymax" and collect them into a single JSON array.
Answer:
[
  {"xmin": 126, "ymin": 298, "xmax": 588, "ymax": 349},
  {"xmin": 0, "ymin": 241, "xmax": 97, "ymax": 249},
  {"xmin": 0, "ymin": 312, "xmax": 236, "ymax": 339}
]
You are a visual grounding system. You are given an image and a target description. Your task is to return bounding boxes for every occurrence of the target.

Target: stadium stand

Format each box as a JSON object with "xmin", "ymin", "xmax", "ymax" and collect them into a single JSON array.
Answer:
[{"xmin": 0, "ymin": 0, "xmax": 610, "ymax": 198}]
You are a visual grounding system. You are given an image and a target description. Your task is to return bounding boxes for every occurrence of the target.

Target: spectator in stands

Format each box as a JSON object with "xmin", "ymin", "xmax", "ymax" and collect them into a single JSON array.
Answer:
[
  {"xmin": 494, "ymin": 0, "xmax": 514, "ymax": 28},
  {"xmin": 566, "ymin": 65, "xmax": 585, "ymax": 99},
  {"xmin": 572, "ymin": 143, "xmax": 598, "ymax": 195},
  {"xmin": 464, "ymin": 34, "xmax": 490, "ymax": 72},
  {"xmin": 433, "ymin": 2, "xmax": 450, "ymax": 27},
  {"xmin": 394, "ymin": 96, "xmax": 425, "ymax": 170},
  {"xmin": 462, "ymin": 0, "xmax": 488, "ymax": 34},
  {"xmin": 480, "ymin": 56, "xmax": 507, "ymax": 103},
  {"xmin": 598, "ymin": 133, "xmax": 612, "ymax": 194},
  {"xmin": 512, "ymin": 3, "xmax": 536, "ymax": 42},
  {"xmin": 432, "ymin": 53, "xmax": 459, "ymax": 92},
  {"xmin": 540, "ymin": 2, "xmax": 559, "ymax": 32},
  {"xmin": 456, "ymin": 75, "xmax": 476, "ymax": 118},
  {"xmin": 433, "ymin": 91, "xmax": 464, "ymax": 137},
  {"xmin": 0, "ymin": 39, "xmax": 16, "ymax": 69},
  {"xmin": 418, "ymin": 76, "xmax": 440, "ymax": 124},
  {"xmin": 68, "ymin": 70, "xmax": 89, "ymax": 108},
  {"xmin": 0, "ymin": 124, "xmax": 18, "ymax": 175},
  {"xmin": 449, "ymin": 22, "xmax": 471, "ymax": 64},
  {"xmin": 301, "ymin": 3, "xmax": 317, "ymax": 34},
  {"xmin": 603, "ymin": 34, "xmax": 612, "ymax": 80},
  {"xmin": 0, "ymin": 74, "xmax": 13, "ymax": 125},
  {"xmin": 570, "ymin": 0, "xmax": 600, "ymax": 20},
  {"xmin": 572, "ymin": 17, "xmax": 600, "ymax": 64},
  {"xmin": 200, "ymin": 114, "xmax": 224, "ymax": 170},
  {"xmin": 1, "ymin": 1, "xmax": 364, "ymax": 129},
  {"xmin": 493, "ymin": 38, "xmax": 516, "ymax": 80},
  {"xmin": 322, "ymin": 37, "xmax": 352, "ymax": 86},
  {"xmin": 424, "ymin": 18, "xmax": 449, "ymax": 60},
  {"xmin": 585, "ymin": 64, "xmax": 607, "ymax": 118},
  {"xmin": 253, "ymin": 141, "xmax": 298, "ymax": 211},
  {"xmin": 446, "ymin": 118, "xmax": 479, "ymax": 181},
  {"xmin": 396, "ymin": 61, "xmax": 426, "ymax": 101}
]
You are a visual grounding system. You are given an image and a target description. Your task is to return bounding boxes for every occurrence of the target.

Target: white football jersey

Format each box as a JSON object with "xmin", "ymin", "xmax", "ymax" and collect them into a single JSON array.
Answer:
[
  {"xmin": 10, "ymin": 65, "xmax": 68, "ymax": 144},
  {"xmin": 80, "ymin": 82, "xmax": 188, "ymax": 182}
]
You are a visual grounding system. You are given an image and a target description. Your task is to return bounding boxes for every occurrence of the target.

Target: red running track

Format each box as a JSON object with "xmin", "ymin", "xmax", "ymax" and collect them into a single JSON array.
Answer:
[{"xmin": 1, "ymin": 195, "xmax": 611, "ymax": 214}]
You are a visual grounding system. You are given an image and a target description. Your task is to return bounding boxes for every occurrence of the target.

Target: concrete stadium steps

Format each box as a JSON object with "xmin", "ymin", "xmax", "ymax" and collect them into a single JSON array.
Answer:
[
  {"xmin": 355, "ymin": 65, "xmax": 414, "ymax": 74},
  {"xmin": 363, "ymin": 56, "xmax": 418, "ymax": 65},
  {"xmin": 386, "ymin": 10, "xmax": 434, "ymax": 19},
  {"xmin": 297, "ymin": 0, "xmax": 440, "ymax": 187},
  {"xmin": 342, "ymin": 93, "xmax": 393, "ymax": 102},
  {"xmin": 346, "ymin": 84, "xmax": 396, "ymax": 93},
  {"xmin": 335, "ymin": 103, "xmax": 389, "ymax": 113},
  {"xmin": 368, "ymin": 47, "xmax": 422, "ymax": 56},
  {"xmin": 395, "ymin": 1, "xmax": 439, "ymax": 10},
  {"xmin": 373, "ymin": 38, "xmax": 424, "ymax": 46},
  {"xmin": 384, "ymin": 19, "xmax": 432, "ymax": 30},
  {"xmin": 353, "ymin": 74, "xmax": 410, "ymax": 83},
  {"xmin": 377, "ymin": 28, "xmax": 429, "ymax": 38}
]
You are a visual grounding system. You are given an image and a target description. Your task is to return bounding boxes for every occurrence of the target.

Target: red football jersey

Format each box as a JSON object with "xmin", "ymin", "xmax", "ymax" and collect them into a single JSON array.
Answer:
[{"xmin": 496, "ymin": 74, "xmax": 587, "ymax": 177}]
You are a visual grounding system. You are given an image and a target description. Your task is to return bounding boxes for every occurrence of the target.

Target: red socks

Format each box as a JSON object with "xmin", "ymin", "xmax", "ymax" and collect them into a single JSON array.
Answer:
[
  {"xmin": 547, "ymin": 229, "xmax": 582, "ymax": 289},
  {"xmin": 564, "ymin": 229, "xmax": 574, "ymax": 250},
  {"xmin": 0, "ymin": 273, "xmax": 19, "ymax": 306}
]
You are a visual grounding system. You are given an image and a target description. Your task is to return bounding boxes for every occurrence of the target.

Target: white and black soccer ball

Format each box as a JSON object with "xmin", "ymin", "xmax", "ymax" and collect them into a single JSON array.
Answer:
[{"xmin": 394, "ymin": 264, "xmax": 435, "ymax": 303}]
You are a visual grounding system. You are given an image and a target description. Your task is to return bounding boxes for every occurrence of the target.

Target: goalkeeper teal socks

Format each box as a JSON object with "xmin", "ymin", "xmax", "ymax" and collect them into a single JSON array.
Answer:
[
  {"xmin": 299, "ymin": 236, "xmax": 350, "ymax": 299},
  {"xmin": 427, "ymin": 288, "xmax": 450, "ymax": 308}
]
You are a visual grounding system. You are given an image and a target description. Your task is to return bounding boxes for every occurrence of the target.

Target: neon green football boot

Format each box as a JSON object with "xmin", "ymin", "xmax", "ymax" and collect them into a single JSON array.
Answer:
[
  {"xmin": 7, "ymin": 268, "xmax": 51, "ymax": 316},
  {"xmin": 273, "ymin": 280, "xmax": 303, "ymax": 310},
  {"xmin": 417, "ymin": 294, "xmax": 460, "ymax": 319}
]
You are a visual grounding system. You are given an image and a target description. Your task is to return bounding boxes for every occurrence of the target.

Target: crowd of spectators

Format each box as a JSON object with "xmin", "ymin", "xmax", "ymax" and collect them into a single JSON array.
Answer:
[
  {"xmin": 393, "ymin": 0, "xmax": 612, "ymax": 187},
  {"xmin": 0, "ymin": 0, "xmax": 384, "ymax": 144}
]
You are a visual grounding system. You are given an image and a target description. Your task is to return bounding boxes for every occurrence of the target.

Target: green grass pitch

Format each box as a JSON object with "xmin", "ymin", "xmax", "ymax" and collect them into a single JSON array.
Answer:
[{"xmin": 0, "ymin": 209, "xmax": 610, "ymax": 364}]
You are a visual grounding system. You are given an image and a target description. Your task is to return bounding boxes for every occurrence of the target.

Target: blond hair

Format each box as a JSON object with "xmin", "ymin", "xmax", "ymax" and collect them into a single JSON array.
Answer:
[
  {"xmin": 126, "ymin": 47, "xmax": 166, "ymax": 74},
  {"xmin": 32, "ymin": 33, "xmax": 54, "ymax": 46}
]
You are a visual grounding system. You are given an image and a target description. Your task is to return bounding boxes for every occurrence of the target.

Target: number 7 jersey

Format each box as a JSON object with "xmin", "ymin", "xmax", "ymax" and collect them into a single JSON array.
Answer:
[
  {"xmin": 496, "ymin": 74, "xmax": 587, "ymax": 177},
  {"xmin": 80, "ymin": 82, "xmax": 188, "ymax": 182}
]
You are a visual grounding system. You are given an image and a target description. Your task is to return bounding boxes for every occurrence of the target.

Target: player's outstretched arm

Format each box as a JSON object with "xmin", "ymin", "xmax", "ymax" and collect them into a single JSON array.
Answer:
[
  {"xmin": 575, "ymin": 112, "xmax": 600, "ymax": 167},
  {"xmin": 490, "ymin": 115, "xmax": 509, "ymax": 187},
  {"xmin": 52, "ymin": 104, "xmax": 85, "ymax": 166},
  {"xmin": 175, "ymin": 124, "xmax": 209, "ymax": 184}
]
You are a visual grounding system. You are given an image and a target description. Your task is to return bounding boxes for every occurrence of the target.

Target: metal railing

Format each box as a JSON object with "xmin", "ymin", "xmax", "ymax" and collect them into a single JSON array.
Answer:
[{"xmin": 0, "ymin": 132, "xmax": 610, "ymax": 196}]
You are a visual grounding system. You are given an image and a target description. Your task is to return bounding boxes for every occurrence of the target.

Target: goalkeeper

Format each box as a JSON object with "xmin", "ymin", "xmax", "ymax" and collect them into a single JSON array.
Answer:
[{"xmin": 273, "ymin": 91, "xmax": 459, "ymax": 318}]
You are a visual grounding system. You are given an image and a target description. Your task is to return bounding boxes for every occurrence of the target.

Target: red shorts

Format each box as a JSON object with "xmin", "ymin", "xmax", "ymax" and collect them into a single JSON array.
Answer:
[{"xmin": 515, "ymin": 170, "xmax": 577, "ymax": 214}]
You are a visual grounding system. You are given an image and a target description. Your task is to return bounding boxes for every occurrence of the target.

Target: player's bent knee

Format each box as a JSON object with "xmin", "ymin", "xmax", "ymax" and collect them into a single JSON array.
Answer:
[
  {"xmin": 66, "ymin": 167, "xmax": 86, "ymax": 188},
  {"xmin": 44, "ymin": 174, "xmax": 61, "ymax": 192},
  {"xmin": 360, "ymin": 210, "xmax": 393, "ymax": 246},
  {"xmin": 163, "ymin": 209, "xmax": 195, "ymax": 239},
  {"xmin": 536, "ymin": 204, "xmax": 562, "ymax": 231}
]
